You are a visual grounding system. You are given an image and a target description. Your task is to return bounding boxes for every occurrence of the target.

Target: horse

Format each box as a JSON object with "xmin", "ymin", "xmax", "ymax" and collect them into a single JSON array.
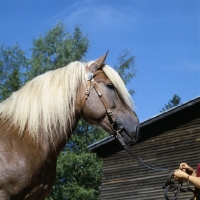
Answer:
[{"xmin": 0, "ymin": 52, "xmax": 140, "ymax": 199}]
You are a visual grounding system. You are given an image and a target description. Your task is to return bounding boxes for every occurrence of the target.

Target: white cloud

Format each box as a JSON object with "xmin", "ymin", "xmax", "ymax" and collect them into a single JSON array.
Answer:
[{"xmin": 49, "ymin": 1, "xmax": 138, "ymax": 34}]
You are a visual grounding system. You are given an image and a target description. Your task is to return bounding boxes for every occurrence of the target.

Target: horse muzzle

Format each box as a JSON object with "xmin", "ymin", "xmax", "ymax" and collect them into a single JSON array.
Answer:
[{"xmin": 112, "ymin": 122, "xmax": 140, "ymax": 145}]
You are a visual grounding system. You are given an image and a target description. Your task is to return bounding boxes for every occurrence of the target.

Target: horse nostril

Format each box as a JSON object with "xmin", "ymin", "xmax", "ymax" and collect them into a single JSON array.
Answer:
[
  {"xmin": 135, "ymin": 125, "xmax": 141, "ymax": 139},
  {"xmin": 136, "ymin": 125, "xmax": 140, "ymax": 133},
  {"xmin": 133, "ymin": 124, "xmax": 139, "ymax": 134}
]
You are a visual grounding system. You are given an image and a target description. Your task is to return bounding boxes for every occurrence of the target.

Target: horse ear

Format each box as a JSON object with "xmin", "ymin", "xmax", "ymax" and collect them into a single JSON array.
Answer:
[
  {"xmin": 95, "ymin": 50, "xmax": 109, "ymax": 68},
  {"xmin": 89, "ymin": 51, "xmax": 109, "ymax": 73}
]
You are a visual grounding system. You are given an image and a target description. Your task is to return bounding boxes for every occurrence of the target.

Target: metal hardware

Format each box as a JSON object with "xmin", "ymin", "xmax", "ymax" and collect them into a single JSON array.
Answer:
[{"xmin": 85, "ymin": 72, "xmax": 93, "ymax": 81}]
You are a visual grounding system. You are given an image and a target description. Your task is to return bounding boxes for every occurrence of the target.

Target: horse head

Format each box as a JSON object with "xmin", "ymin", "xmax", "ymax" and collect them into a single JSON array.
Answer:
[{"xmin": 82, "ymin": 52, "xmax": 140, "ymax": 145}]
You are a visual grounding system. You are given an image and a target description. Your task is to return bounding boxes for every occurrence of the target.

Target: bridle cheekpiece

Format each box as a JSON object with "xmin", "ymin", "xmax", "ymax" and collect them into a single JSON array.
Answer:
[{"xmin": 83, "ymin": 67, "xmax": 123, "ymax": 136}]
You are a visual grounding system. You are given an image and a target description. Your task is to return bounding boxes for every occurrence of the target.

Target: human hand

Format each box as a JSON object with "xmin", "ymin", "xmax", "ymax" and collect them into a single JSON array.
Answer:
[
  {"xmin": 174, "ymin": 169, "xmax": 188, "ymax": 181},
  {"xmin": 179, "ymin": 163, "xmax": 196, "ymax": 176}
]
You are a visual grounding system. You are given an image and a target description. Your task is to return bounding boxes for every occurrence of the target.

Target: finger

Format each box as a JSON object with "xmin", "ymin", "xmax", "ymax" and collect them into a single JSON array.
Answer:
[
  {"xmin": 180, "ymin": 163, "xmax": 188, "ymax": 170},
  {"xmin": 180, "ymin": 163, "xmax": 185, "ymax": 168},
  {"xmin": 173, "ymin": 175, "xmax": 178, "ymax": 180}
]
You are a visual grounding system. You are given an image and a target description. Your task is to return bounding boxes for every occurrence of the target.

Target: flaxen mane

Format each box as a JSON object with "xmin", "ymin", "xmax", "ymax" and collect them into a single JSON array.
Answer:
[{"xmin": 0, "ymin": 61, "xmax": 133, "ymax": 140}]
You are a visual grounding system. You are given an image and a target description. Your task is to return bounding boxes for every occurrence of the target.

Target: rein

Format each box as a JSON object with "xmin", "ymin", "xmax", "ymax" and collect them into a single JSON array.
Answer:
[
  {"xmin": 115, "ymin": 131, "xmax": 195, "ymax": 200},
  {"xmin": 83, "ymin": 69, "xmax": 195, "ymax": 200},
  {"xmin": 116, "ymin": 132, "xmax": 170, "ymax": 171}
]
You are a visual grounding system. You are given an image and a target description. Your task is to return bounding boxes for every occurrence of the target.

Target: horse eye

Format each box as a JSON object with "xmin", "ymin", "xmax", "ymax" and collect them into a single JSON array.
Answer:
[{"xmin": 107, "ymin": 83, "xmax": 115, "ymax": 89}]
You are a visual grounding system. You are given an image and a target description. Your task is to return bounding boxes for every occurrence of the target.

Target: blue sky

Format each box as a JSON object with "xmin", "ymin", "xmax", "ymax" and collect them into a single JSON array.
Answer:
[{"xmin": 0, "ymin": 0, "xmax": 200, "ymax": 122}]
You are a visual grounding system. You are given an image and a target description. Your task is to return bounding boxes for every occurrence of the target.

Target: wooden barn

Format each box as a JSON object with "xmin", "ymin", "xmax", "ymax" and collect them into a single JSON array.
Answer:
[{"xmin": 88, "ymin": 96, "xmax": 200, "ymax": 200}]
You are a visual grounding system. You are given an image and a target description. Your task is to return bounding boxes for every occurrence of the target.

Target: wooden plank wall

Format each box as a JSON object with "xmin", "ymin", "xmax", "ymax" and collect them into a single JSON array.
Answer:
[{"xmin": 100, "ymin": 118, "xmax": 200, "ymax": 200}]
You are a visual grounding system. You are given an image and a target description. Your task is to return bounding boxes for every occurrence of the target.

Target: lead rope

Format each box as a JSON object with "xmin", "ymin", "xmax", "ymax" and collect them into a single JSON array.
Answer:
[
  {"xmin": 116, "ymin": 132, "xmax": 171, "ymax": 171},
  {"xmin": 163, "ymin": 172, "xmax": 195, "ymax": 200},
  {"xmin": 115, "ymin": 132, "xmax": 195, "ymax": 200}
]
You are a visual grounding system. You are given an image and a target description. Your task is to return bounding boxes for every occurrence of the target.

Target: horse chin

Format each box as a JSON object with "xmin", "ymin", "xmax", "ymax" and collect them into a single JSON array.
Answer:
[
  {"xmin": 121, "ymin": 127, "xmax": 140, "ymax": 146},
  {"xmin": 125, "ymin": 135, "xmax": 138, "ymax": 146},
  {"xmin": 130, "ymin": 135, "xmax": 139, "ymax": 145}
]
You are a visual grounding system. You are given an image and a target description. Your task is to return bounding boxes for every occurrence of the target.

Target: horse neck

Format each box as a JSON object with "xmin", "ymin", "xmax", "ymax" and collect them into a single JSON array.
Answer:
[{"xmin": 46, "ymin": 88, "xmax": 85, "ymax": 156}]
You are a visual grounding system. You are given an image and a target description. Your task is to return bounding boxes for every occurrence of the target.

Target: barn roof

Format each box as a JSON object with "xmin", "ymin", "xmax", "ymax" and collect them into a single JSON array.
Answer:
[{"xmin": 88, "ymin": 96, "xmax": 200, "ymax": 158}]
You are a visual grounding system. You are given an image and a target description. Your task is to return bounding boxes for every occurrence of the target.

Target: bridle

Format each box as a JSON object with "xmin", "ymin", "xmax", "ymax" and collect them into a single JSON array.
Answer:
[
  {"xmin": 82, "ymin": 68, "xmax": 124, "ymax": 134},
  {"xmin": 82, "ymin": 67, "xmax": 195, "ymax": 200}
]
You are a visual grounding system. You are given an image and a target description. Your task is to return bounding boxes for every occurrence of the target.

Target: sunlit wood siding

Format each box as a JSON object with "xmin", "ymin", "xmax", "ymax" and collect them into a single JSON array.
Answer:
[
  {"xmin": 88, "ymin": 97, "xmax": 200, "ymax": 200},
  {"xmin": 100, "ymin": 117, "xmax": 200, "ymax": 200}
]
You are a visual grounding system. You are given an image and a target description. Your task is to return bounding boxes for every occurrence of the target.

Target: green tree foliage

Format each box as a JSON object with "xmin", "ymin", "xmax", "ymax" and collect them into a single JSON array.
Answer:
[
  {"xmin": 160, "ymin": 94, "xmax": 181, "ymax": 112},
  {"xmin": 0, "ymin": 44, "xmax": 28, "ymax": 101},
  {"xmin": 48, "ymin": 151, "xmax": 102, "ymax": 200},
  {"xmin": 67, "ymin": 121, "xmax": 108, "ymax": 154},
  {"xmin": 28, "ymin": 23, "xmax": 89, "ymax": 80},
  {"xmin": 47, "ymin": 124, "xmax": 105, "ymax": 200},
  {"xmin": 114, "ymin": 49, "xmax": 136, "ymax": 95}
]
